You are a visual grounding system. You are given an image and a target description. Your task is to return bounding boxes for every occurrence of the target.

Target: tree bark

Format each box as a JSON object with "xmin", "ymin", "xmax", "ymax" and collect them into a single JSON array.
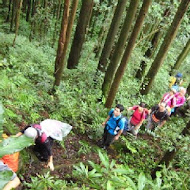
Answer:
[
  {"xmin": 26, "ymin": 0, "xmax": 31, "ymax": 22},
  {"xmin": 13, "ymin": 0, "xmax": 23, "ymax": 46},
  {"xmin": 102, "ymin": 0, "xmax": 139, "ymax": 98},
  {"xmin": 52, "ymin": 0, "xmax": 61, "ymax": 47},
  {"xmin": 67, "ymin": 0, "xmax": 94, "ymax": 69},
  {"xmin": 105, "ymin": 0, "xmax": 152, "ymax": 108},
  {"xmin": 97, "ymin": 0, "xmax": 128, "ymax": 72},
  {"xmin": 10, "ymin": 0, "xmax": 16, "ymax": 32},
  {"xmin": 136, "ymin": 8, "xmax": 171, "ymax": 80},
  {"xmin": 151, "ymin": 120, "xmax": 190, "ymax": 179},
  {"xmin": 2, "ymin": 0, "xmax": 7, "ymax": 6},
  {"xmin": 140, "ymin": 0, "xmax": 190, "ymax": 95},
  {"xmin": 6, "ymin": 0, "xmax": 12, "ymax": 22},
  {"xmin": 62, "ymin": 0, "xmax": 79, "ymax": 67},
  {"xmin": 53, "ymin": 0, "xmax": 70, "ymax": 88},
  {"xmin": 171, "ymin": 38, "xmax": 190, "ymax": 73},
  {"xmin": 135, "ymin": 30, "xmax": 162, "ymax": 80}
]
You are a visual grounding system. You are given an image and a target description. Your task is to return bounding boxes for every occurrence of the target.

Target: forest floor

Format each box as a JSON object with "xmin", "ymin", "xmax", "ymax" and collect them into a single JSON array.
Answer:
[{"xmin": 17, "ymin": 126, "xmax": 160, "ymax": 189}]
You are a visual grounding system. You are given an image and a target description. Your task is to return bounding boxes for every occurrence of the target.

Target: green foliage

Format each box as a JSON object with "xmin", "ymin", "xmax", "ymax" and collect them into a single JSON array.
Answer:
[
  {"xmin": 24, "ymin": 172, "xmax": 68, "ymax": 190},
  {"xmin": 73, "ymin": 150, "xmax": 173, "ymax": 189},
  {"xmin": 78, "ymin": 140, "xmax": 92, "ymax": 156},
  {"xmin": 0, "ymin": 135, "xmax": 34, "ymax": 158},
  {"xmin": 0, "ymin": 170, "xmax": 13, "ymax": 190}
]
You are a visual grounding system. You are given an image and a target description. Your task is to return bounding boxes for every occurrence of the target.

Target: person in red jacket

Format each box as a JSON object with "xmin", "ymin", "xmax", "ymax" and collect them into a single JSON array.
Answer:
[{"xmin": 127, "ymin": 102, "xmax": 149, "ymax": 137}]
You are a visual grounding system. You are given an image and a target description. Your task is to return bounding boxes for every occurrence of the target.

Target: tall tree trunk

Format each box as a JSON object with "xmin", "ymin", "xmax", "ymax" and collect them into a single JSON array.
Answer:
[
  {"xmin": 6, "ymin": 0, "xmax": 12, "ymax": 22},
  {"xmin": 62, "ymin": 0, "xmax": 79, "ymax": 67},
  {"xmin": 105, "ymin": 0, "xmax": 152, "ymax": 108},
  {"xmin": 13, "ymin": 0, "xmax": 23, "ymax": 46},
  {"xmin": 22, "ymin": 0, "xmax": 27, "ymax": 12},
  {"xmin": 97, "ymin": 0, "xmax": 127, "ymax": 72},
  {"xmin": 136, "ymin": 8, "xmax": 171, "ymax": 80},
  {"xmin": 102, "ymin": 0, "xmax": 139, "ymax": 98},
  {"xmin": 171, "ymin": 38, "xmax": 190, "ymax": 73},
  {"xmin": 151, "ymin": 120, "xmax": 190, "ymax": 179},
  {"xmin": 2, "ymin": 0, "xmax": 7, "ymax": 6},
  {"xmin": 67, "ymin": 0, "xmax": 94, "ymax": 69},
  {"xmin": 52, "ymin": 0, "xmax": 61, "ymax": 47},
  {"xmin": 135, "ymin": 30, "xmax": 162, "ymax": 80},
  {"xmin": 94, "ymin": 1, "xmax": 115, "ymax": 59},
  {"xmin": 140, "ymin": 0, "xmax": 190, "ymax": 95},
  {"xmin": 26, "ymin": 0, "xmax": 31, "ymax": 22},
  {"xmin": 53, "ymin": 0, "xmax": 70, "ymax": 88},
  {"xmin": 10, "ymin": 0, "xmax": 16, "ymax": 32}
]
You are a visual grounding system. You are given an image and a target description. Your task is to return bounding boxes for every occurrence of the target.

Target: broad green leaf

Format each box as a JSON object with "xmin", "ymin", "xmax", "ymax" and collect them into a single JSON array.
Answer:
[
  {"xmin": 138, "ymin": 173, "xmax": 146, "ymax": 190},
  {"xmin": 125, "ymin": 141, "xmax": 137, "ymax": 154},
  {"xmin": 106, "ymin": 180, "xmax": 114, "ymax": 190},
  {"xmin": 112, "ymin": 168, "xmax": 134, "ymax": 175},
  {"xmin": 126, "ymin": 176, "xmax": 137, "ymax": 190},
  {"xmin": 0, "ymin": 170, "xmax": 13, "ymax": 189},
  {"xmin": 0, "ymin": 135, "xmax": 34, "ymax": 158},
  {"xmin": 98, "ymin": 151, "xmax": 109, "ymax": 169}
]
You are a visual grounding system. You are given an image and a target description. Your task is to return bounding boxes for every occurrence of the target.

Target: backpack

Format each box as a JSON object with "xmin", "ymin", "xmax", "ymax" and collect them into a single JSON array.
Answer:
[
  {"xmin": 32, "ymin": 124, "xmax": 48, "ymax": 143},
  {"xmin": 111, "ymin": 112, "xmax": 129, "ymax": 133},
  {"xmin": 32, "ymin": 120, "xmax": 72, "ymax": 142},
  {"xmin": 151, "ymin": 107, "xmax": 168, "ymax": 122}
]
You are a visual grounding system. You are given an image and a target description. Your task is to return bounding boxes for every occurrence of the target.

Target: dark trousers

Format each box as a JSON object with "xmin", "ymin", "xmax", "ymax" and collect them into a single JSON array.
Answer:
[{"xmin": 102, "ymin": 127, "xmax": 115, "ymax": 148}]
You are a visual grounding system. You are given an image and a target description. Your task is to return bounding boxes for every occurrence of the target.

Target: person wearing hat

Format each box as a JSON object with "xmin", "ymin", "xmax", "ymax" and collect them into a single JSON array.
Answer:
[
  {"xmin": 169, "ymin": 72, "xmax": 183, "ymax": 90},
  {"xmin": 16, "ymin": 125, "xmax": 54, "ymax": 171}
]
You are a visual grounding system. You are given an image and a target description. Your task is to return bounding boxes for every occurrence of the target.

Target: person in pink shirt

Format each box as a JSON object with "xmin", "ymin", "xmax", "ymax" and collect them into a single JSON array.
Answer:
[
  {"xmin": 161, "ymin": 88, "xmax": 176, "ymax": 109},
  {"xmin": 172, "ymin": 87, "xmax": 186, "ymax": 115},
  {"xmin": 127, "ymin": 102, "xmax": 149, "ymax": 137},
  {"xmin": 160, "ymin": 88, "xmax": 177, "ymax": 115}
]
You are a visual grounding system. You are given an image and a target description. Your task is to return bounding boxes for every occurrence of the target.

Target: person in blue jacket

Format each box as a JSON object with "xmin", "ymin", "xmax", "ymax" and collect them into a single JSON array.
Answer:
[{"xmin": 101, "ymin": 104, "xmax": 125, "ymax": 149}]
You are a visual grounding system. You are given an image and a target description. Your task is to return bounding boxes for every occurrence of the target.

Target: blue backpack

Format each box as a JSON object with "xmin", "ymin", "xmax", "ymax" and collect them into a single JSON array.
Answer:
[{"xmin": 111, "ymin": 112, "xmax": 129, "ymax": 132}]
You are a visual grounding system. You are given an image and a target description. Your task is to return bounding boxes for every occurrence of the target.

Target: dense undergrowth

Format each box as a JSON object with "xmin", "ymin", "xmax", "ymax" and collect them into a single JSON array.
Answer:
[{"xmin": 0, "ymin": 7, "xmax": 190, "ymax": 190}]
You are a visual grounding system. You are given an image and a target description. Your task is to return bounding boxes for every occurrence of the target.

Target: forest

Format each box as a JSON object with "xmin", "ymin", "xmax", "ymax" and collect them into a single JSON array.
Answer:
[{"xmin": 0, "ymin": 0, "xmax": 190, "ymax": 189}]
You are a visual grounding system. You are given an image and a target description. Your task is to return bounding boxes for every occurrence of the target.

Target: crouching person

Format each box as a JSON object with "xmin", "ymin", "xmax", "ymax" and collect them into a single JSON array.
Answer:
[
  {"xmin": 101, "ymin": 104, "xmax": 125, "ymax": 149},
  {"xmin": 16, "ymin": 125, "xmax": 54, "ymax": 171},
  {"xmin": 146, "ymin": 102, "xmax": 169, "ymax": 131}
]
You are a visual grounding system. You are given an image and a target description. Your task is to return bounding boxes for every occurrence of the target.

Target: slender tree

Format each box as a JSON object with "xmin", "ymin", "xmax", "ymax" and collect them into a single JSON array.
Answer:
[
  {"xmin": 171, "ymin": 38, "xmax": 190, "ymax": 73},
  {"xmin": 10, "ymin": 0, "xmax": 16, "ymax": 32},
  {"xmin": 26, "ymin": 0, "xmax": 31, "ymax": 22},
  {"xmin": 6, "ymin": 0, "xmax": 12, "ymax": 22},
  {"xmin": 97, "ymin": 0, "xmax": 128, "ymax": 72},
  {"xmin": 13, "ymin": 0, "xmax": 23, "ymax": 46},
  {"xmin": 53, "ymin": 0, "xmax": 69, "ymax": 88},
  {"xmin": 135, "ymin": 8, "xmax": 171, "ymax": 80},
  {"xmin": 52, "ymin": 0, "xmax": 61, "ymax": 47},
  {"xmin": 2, "ymin": 0, "xmax": 7, "ymax": 6},
  {"xmin": 67, "ymin": 0, "xmax": 94, "ymax": 69},
  {"xmin": 105, "ymin": 0, "xmax": 152, "ymax": 108},
  {"xmin": 151, "ymin": 120, "xmax": 190, "ymax": 179},
  {"xmin": 102, "ymin": 0, "xmax": 139, "ymax": 98},
  {"xmin": 140, "ymin": 0, "xmax": 190, "ymax": 95},
  {"xmin": 62, "ymin": 0, "xmax": 79, "ymax": 66}
]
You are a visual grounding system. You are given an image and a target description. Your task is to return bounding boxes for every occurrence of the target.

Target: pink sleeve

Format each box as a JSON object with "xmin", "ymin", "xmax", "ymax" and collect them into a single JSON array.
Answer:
[
  {"xmin": 132, "ymin": 106, "xmax": 138, "ymax": 110},
  {"xmin": 176, "ymin": 96, "xmax": 186, "ymax": 107}
]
